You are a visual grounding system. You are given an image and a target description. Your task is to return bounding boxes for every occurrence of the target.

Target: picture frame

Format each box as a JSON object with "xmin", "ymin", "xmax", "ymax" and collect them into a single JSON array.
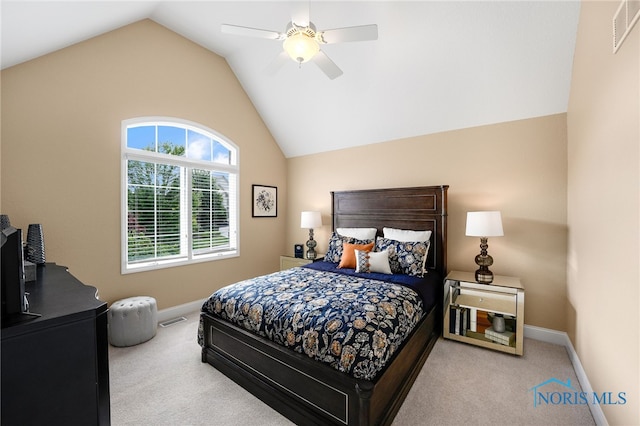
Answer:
[{"xmin": 252, "ymin": 184, "xmax": 277, "ymax": 217}]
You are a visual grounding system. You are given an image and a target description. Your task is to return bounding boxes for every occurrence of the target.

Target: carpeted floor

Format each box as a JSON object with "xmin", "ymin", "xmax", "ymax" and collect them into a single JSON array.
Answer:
[{"xmin": 109, "ymin": 311, "xmax": 595, "ymax": 425}]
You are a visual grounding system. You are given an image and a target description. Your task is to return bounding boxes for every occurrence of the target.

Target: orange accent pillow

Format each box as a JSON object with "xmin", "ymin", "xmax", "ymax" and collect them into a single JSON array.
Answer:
[{"xmin": 338, "ymin": 242, "xmax": 374, "ymax": 269}]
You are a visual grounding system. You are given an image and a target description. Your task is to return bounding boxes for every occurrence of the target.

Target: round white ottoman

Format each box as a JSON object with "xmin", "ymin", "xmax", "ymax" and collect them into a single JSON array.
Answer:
[{"xmin": 108, "ymin": 296, "xmax": 157, "ymax": 347}]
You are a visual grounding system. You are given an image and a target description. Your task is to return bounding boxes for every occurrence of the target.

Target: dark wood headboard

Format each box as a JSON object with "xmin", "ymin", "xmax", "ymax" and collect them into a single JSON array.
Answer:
[{"xmin": 331, "ymin": 185, "xmax": 448, "ymax": 277}]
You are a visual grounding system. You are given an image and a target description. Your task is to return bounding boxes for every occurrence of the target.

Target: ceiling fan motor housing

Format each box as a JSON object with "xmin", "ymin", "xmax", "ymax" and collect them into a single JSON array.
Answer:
[{"xmin": 286, "ymin": 21, "xmax": 318, "ymax": 39}]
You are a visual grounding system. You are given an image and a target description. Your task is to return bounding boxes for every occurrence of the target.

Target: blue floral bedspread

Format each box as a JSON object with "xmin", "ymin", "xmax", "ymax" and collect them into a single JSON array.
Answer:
[{"xmin": 198, "ymin": 267, "xmax": 425, "ymax": 381}]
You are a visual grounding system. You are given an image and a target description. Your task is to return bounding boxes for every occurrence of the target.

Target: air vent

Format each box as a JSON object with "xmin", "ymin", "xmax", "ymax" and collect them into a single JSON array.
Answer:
[
  {"xmin": 613, "ymin": 0, "xmax": 640, "ymax": 52},
  {"xmin": 159, "ymin": 316, "xmax": 187, "ymax": 327}
]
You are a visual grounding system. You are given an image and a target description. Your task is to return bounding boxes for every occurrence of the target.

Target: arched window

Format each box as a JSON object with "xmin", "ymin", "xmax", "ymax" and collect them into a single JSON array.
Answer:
[{"xmin": 121, "ymin": 117, "xmax": 239, "ymax": 273}]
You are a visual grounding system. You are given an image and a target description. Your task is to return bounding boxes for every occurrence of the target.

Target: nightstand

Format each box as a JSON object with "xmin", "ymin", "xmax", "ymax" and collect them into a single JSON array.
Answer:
[
  {"xmin": 279, "ymin": 255, "xmax": 312, "ymax": 270},
  {"xmin": 443, "ymin": 271, "xmax": 524, "ymax": 355}
]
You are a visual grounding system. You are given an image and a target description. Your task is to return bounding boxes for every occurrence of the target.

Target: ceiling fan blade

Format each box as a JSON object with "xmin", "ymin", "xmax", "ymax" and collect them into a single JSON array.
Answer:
[
  {"xmin": 313, "ymin": 50, "xmax": 343, "ymax": 80},
  {"xmin": 264, "ymin": 51, "xmax": 290, "ymax": 76},
  {"xmin": 290, "ymin": 2, "xmax": 310, "ymax": 26},
  {"xmin": 319, "ymin": 24, "xmax": 378, "ymax": 44},
  {"xmin": 221, "ymin": 24, "xmax": 284, "ymax": 40}
]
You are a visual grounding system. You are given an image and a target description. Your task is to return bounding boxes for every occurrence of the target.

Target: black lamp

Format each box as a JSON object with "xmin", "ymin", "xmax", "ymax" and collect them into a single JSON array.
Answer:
[
  {"xmin": 465, "ymin": 211, "xmax": 504, "ymax": 284},
  {"xmin": 300, "ymin": 211, "xmax": 322, "ymax": 260}
]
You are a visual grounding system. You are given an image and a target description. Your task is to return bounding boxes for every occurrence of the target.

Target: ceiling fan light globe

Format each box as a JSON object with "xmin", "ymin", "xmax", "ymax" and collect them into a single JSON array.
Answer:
[{"xmin": 283, "ymin": 33, "xmax": 319, "ymax": 63}]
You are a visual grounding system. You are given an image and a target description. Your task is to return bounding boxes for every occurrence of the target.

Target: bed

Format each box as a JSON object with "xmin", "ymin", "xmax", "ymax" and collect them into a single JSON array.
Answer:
[{"xmin": 199, "ymin": 185, "xmax": 448, "ymax": 425}]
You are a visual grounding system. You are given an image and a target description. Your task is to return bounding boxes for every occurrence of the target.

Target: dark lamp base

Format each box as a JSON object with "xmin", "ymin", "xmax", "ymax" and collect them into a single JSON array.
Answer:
[
  {"xmin": 475, "ymin": 268, "xmax": 494, "ymax": 284},
  {"xmin": 306, "ymin": 229, "xmax": 317, "ymax": 260},
  {"xmin": 474, "ymin": 237, "xmax": 495, "ymax": 284}
]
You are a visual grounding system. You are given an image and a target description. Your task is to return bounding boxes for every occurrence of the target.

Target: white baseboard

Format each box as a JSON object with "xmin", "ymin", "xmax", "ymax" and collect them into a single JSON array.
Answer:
[
  {"xmin": 524, "ymin": 325, "xmax": 608, "ymax": 426},
  {"xmin": 156, "ymin": 298, "xmax": 206, "ymax": 324}
]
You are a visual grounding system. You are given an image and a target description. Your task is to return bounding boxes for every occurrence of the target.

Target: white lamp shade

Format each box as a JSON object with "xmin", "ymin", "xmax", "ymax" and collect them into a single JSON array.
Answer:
[
  {"xmin": 300, "ymin": 211, "xmax": 322, "ymax": 229},
  {"xmin": 465, "ymin": 211, "xmax": 504, "ymax": 237}
]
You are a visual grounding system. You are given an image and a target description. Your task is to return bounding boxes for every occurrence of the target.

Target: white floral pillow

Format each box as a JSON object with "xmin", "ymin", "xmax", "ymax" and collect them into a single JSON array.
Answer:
[
  {"xmin": 383, "ymin": 227, "xmax": 431, "ymax": 242},
  {"xmin": 337, "ymin": 227, "xmax": 378, "ymax": 240}
]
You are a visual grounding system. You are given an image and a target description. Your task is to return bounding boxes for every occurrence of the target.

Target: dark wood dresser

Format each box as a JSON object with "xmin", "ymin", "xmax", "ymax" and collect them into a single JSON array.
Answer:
[{"xmin": 1, "ymin": 264, "xmax": 110, "ymax": 425}]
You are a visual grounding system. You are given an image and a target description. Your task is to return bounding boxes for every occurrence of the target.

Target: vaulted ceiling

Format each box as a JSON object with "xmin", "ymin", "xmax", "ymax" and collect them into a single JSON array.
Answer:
[{"xmin": 1, "ymin": 1, "xmax": 580, "ymax": 158}]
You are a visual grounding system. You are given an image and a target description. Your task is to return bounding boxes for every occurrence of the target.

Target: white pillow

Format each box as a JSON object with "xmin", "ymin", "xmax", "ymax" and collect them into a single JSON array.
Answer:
[
  {"xmin": 337, "ymin": 227, "xmax": 378, "ymax": 240},
  {"xmin": 383, "ymin": 227, "xmax": 431, "ymax": 242},
  {"xmin": 355, "ymin": 249, "xmax": 392, "ymax": 274}
]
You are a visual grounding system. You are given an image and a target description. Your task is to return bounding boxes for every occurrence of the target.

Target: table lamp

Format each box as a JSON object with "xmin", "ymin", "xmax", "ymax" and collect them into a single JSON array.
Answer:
[
  {"xmin": 300, "ymin": 211, "xmax": 322, "ymax": 260},
  {"xmin": 465, "ymin": 211, "xmax": 503, "ymax": 284}
]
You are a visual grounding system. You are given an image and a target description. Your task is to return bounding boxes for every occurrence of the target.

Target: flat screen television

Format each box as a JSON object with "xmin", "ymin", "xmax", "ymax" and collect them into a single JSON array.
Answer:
[{"xmin": 1, "ymin": 226, "xmax": 39, "ymax": 326}]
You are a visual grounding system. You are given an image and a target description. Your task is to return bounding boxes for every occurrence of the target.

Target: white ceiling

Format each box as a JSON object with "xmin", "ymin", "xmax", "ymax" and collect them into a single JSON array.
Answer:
[{"xmin": 1, "ymin": 1, "xmax": 580, "ymax": 158}]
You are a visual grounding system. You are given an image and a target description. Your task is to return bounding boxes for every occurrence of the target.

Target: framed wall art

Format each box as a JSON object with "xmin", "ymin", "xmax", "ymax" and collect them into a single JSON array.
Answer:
[{"xmin": 252, "ymin": 184, "xmax": 277, "ymax": 217}]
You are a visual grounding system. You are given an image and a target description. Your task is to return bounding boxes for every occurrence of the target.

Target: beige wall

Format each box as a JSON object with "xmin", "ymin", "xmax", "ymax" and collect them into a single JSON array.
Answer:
[
  {"xmin": 567, "ymin": 1, "xmax": 639, "ymax": 424},
  {"xmin": 1, "ymin": 20, "xmax": 287, "ymax": 310},
  {"xmin": 287, "ymin": 114, "xmax": 568, "ymax": 331}
]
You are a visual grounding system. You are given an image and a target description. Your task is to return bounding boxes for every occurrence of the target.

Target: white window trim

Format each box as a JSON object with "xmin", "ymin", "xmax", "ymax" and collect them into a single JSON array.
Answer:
[{"xmin": 121, "ymin": 117, "xmax": 240, "ymax": 274}]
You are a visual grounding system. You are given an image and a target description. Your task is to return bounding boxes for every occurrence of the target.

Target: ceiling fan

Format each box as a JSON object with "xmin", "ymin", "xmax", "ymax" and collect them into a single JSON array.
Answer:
[{"xmin": 221, "ymin": 5, "xmax": 378, "ymax": 79}]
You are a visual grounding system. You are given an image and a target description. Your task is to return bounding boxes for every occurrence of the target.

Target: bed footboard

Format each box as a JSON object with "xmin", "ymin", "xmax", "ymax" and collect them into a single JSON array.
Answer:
[{"xmin": 200, "ymin": 306, "xmax": 437, "ymax": 426}]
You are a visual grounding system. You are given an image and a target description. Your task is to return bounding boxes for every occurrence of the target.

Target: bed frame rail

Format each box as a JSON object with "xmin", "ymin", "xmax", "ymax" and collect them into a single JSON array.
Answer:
[{"xmin": 201, "ymin": 306, "xmax": 438, "ymax": 425}]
